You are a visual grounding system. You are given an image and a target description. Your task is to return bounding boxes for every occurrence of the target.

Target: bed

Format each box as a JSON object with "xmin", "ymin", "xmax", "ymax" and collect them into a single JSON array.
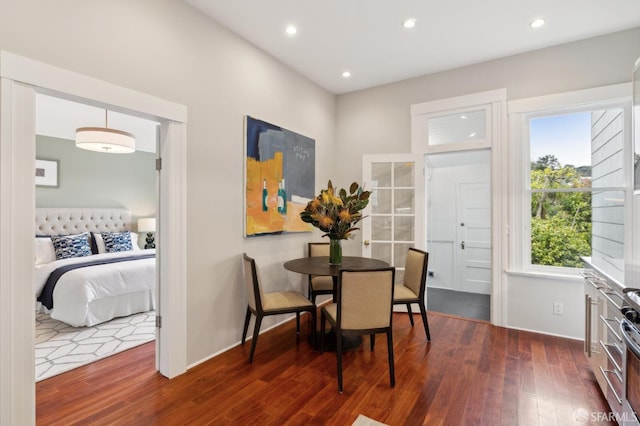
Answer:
[{"xmin": 34, "ymin": 208, "xmax": 156, "ymax": 327}]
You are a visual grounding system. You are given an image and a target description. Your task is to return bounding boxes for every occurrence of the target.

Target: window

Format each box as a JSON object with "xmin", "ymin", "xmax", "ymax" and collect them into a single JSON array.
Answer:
[{"xmin": 509, "ymin": 84, "xmax": 631, "ymax": 275}]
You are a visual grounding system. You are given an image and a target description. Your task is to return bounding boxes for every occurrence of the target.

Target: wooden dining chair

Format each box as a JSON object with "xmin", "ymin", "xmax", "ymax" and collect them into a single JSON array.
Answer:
[
  {"xmin": 241, "ymin": 253, "xmax": 317, "ymax": 363},
  {"xmin": 320, "ymin": 267, "xmax": 396, "ymax": 393},
  {"xmin": 307, "ymin": 242, "xmax": 334, "ymax": 303},
  {"xmin": 393, "ymin": 248, "xmax": 431, "ymax": 340}
]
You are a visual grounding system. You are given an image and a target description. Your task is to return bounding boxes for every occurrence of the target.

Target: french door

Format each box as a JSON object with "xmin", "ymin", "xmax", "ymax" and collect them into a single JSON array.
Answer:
[{"xmin": 362, "ymin": 153, "xmax": 424, "ymax": 284}]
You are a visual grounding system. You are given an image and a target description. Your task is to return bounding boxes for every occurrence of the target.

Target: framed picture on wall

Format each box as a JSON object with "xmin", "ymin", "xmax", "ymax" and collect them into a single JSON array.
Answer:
[
  {"xmin": 35, "ymin": 159, "xmax": 59, "ymax": 187},
  {"xmin": 243, "ymin": 116, "xmax": 316, "ymax": 237}
]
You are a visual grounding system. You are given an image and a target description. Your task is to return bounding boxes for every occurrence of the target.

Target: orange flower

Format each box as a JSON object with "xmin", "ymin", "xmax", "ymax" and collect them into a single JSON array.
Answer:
[
  {"xmin": 318, "ymin": 215, "xmax": 334, "ymax": 229},
  {"xmin": 338, "ymin": 210, "xmax": 352, "ymax": 223}
]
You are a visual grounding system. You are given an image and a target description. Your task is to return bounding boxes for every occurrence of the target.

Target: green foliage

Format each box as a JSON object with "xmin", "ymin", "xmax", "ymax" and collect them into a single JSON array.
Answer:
[
  {"xmin": 531, "ymin": 217, "xmax": 591, "ymax": 267},
  {"xmin": 530, "ymin": 155, "xmax": 592, "ymax": 267}
]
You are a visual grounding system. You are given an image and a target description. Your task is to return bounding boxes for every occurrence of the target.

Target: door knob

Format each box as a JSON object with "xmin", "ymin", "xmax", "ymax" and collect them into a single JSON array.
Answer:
[
  {"xmin": 461, "ymin": 241, "xmax": 465, "ymax": 250},
  {"xmin": 364, "ymin": 240, "xmax": 370, "ymax": 246}
]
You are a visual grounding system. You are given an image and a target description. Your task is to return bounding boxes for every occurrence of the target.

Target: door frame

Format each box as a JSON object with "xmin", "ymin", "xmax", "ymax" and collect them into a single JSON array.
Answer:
[
  {"xmin": 0, "ymin": 51, "xmax": 188, "ymax": 425},
  {"xmin": 411, "ymin": 89, "xmax": 507, "ymax": 327}
]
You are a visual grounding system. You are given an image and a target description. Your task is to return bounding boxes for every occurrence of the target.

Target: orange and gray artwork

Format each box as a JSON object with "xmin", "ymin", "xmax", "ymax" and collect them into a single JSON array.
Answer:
[{"xmin": 244, "ymin": 116, "xmax": 315, "ymax": 236}]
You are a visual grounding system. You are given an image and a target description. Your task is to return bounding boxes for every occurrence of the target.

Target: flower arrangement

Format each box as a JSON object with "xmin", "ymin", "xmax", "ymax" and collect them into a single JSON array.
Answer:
[{"xmin": 300, "ymin": 180, "xmax": 371, "ymax": 240}]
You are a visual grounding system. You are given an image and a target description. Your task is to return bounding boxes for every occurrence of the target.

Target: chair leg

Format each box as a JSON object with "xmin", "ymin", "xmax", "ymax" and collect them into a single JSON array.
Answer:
[
  {"xmin": 310, "ymin": 308, "xmax": 317, "ymax": 350},
  {"xmin": 241, "ymin": 307, "xmax": 251, "ymax": 344},
  {"xmin": 336, "ymin": 331, "xmax": 343, "ymax": 393},
  {"xmin": 419, "ymin": 301, "xmax": 431, "ymax": 341},
  {"xmin": 311, "ymin": 292, "xmax": 317, "ymax": 305},
  {"xmin": 320, "ymin": 310, "xmax": 327, "ymax": 353},
  {"xmin": 386, "ymin": 328, "xmax": 395, "ymax": 388},
  {"xmin": 406, "ymin": 303, "xmax": 414, "ymax": 326},
  {"xmin": 248, "ymin": 314, "xmax": 263, "ymax": 364},
  {"xmin": 370, "ymin": 334, "xmax": 375, "ymax": 351},
  {"xmin": 296, "ymin": 312, "xmax": 301, "ymax": 334}
]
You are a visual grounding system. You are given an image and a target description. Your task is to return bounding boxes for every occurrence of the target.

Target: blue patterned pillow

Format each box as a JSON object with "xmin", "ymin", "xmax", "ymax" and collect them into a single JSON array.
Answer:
[
  {"xmin": 51, "ymin": 233, "xmax": 92, "ymax": 260},
  {"xmin": 101, "ymin": 231, "xmax": 133, "ymax": 253}
]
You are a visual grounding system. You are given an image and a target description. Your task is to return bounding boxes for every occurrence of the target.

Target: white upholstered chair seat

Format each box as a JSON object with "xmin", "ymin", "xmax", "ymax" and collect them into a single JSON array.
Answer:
[{"xmin": 263, "ymin": 291, "xmax": 314, "ymax": 311}]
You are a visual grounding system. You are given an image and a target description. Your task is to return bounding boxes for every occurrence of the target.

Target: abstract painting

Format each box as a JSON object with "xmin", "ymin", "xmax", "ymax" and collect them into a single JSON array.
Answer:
[{"xmin": 244, "ymin": 116, "xmax": 315, "ymax": 237}]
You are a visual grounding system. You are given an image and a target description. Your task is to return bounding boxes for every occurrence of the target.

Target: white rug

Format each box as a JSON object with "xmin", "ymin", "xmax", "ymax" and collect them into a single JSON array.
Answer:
[
  {"xmin": 352, "ymin": 415, "xmax": 388, "ymax": 426},
  {"xmin": 35, "ymin": 311, "xmax": 155, "ymax": 382}
]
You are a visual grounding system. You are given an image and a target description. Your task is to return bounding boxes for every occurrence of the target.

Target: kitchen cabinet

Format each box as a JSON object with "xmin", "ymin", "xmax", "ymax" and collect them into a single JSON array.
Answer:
[{"xmin": 583, "ymin": 259, "xmax": 625, "ymax": 419}]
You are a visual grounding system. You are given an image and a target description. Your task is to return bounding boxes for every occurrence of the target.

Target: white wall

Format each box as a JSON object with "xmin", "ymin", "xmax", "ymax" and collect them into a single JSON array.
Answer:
[
  {"xmin": 0, "ymin": 0, "xmax": 335, "ymax": 366},
  {"xmin": 336, "ymin": 27, "xmax": 640, "ymax": 339}
]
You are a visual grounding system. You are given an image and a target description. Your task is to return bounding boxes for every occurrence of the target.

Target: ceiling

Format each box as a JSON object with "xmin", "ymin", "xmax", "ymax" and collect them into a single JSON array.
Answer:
[
  {"xmin": 36, "ymin": 94, "xmax": 159, "ymax": 153},
  {"xmin": 183, "ymin": 0, "xmax": 640, "ymax": 94}
]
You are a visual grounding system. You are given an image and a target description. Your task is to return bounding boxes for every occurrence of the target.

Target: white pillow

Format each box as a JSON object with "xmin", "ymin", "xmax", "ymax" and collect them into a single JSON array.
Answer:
[
  {"xmin": 35, "ymin": 237, "xmax": 56, "ymax": 265},
  {"xmin": 130, "ymin": 232, "xmax": 141, "ymax": 251}
]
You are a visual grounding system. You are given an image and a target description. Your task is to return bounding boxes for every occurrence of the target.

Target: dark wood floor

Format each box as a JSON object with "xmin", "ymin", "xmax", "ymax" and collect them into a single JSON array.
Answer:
[{"xmin": 36, "ymin": 311, "xmax": 615, "ymax": 425}]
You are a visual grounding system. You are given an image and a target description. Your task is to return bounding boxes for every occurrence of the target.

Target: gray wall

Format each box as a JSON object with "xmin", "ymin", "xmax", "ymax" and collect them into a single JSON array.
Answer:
[{"xmin": 36, "ymin": 135, "xmax": 157, "ymax": 225}]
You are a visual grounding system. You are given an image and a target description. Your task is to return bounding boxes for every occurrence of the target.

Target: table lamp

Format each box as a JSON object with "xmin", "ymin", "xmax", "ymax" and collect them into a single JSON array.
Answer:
[{"xmin": 137, "ymin": 217, "xmax": 156, "ymax": 249}]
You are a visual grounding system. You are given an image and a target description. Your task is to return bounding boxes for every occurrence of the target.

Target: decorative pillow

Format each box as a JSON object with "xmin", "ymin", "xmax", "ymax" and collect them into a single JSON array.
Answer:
[
  {"xmin": 51, "ymin": 233, "xmax": 92, "ymax": 260},
  {"xmin": 92, "ymin": 232, "xmax": 106, "ymax": 254},
  {"xmin": 35, "ymin": 236, "xmax": 56, "ymax": 265},
  {"xmin": 130, "ymin": 232, "xmax": 141, "ymax": 251},
  {"xmin": 101, "ymin": 231, "xmax": 133, "ymax": 253}
]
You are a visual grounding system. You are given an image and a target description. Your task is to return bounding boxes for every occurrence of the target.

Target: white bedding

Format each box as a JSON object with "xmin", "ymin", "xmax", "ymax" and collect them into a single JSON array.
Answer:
[{"xmin": 35, "ymin": 250, "xmax": 156, "ymax": 327}]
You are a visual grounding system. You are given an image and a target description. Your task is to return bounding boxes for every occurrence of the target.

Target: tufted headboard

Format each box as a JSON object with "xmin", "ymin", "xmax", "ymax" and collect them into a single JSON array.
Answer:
[{"xmin": 35, "ymin": 208, "xmax": 132, "ymax": 236}]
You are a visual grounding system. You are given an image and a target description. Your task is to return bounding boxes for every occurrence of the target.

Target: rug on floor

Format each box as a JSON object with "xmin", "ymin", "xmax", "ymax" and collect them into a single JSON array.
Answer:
[
  {"xmin": 352, "ymin": 414, "xmax": 388, "ymax": 426},
  {"xmin": 35, "ymin": 311, "xmax": 155, "ymax": 382}
]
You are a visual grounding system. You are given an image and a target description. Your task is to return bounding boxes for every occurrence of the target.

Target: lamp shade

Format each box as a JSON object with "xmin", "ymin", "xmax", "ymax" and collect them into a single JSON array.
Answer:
[
  {"xmin": 138, "ymin": 218, "xmax": 156, "ymax": 233},
  {"xmin": 76, "ymin": 127, "xmax": 136, "ymax": 153}
]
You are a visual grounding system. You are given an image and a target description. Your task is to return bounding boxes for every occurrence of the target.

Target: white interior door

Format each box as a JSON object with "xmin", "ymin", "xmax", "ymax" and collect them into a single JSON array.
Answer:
[
  {"xmin": 362, "ymin": 154, "xmax": 424, "ymax": 284},
  {"xmin": 456, "ymin": 182, "xmax": 491, "ymax": 294}
]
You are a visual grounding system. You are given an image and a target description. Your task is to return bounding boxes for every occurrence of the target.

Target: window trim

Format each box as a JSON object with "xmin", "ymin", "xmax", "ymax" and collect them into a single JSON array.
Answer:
[{"xmin": 508, "ymin": 83, "xmax": 632, "ymax": 275}]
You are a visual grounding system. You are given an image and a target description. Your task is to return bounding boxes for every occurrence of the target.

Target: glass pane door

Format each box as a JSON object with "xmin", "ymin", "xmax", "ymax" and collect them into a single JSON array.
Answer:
[{"xmin": 362, "ymin": 154, "xmax": 424, "ymax": 284}]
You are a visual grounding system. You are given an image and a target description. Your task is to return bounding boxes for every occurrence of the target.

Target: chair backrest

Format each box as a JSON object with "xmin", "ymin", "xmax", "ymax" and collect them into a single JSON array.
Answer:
[
  {"xmin": 337, "ymin": 267, "xmax": 395, "ymax": 330},
  {"xmin": 242, "ymin": 253, "xmax": 264, "ymax": 311},
  {"xmin": 403, "ymin": 248, "xmax": 428, "ymax": 297},
  {"xmin": 308, "ymin": 242, "xmax": 330, "ymax": 257}
]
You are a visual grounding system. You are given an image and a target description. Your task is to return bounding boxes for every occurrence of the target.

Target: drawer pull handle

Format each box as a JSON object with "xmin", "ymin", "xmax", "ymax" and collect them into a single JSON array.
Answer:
[{"xmin": 599, "ymin": 366, "xmax": 622, "ymax": 405}]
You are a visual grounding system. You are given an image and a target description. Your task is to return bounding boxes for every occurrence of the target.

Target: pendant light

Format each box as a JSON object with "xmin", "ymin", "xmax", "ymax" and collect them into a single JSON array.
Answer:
[{"xmin": 75, "ymin": 109, "xmax": 135, "ymax": 153}]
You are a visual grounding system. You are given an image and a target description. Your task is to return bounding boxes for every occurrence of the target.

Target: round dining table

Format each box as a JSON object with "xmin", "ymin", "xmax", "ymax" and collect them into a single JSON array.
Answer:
[
  {"xmin": 283, "ymin": 255, "xmax": 390, "ymax": 351},
  {"xmin": 283, "ymin": 256, "xmax": 390, "ymax": 281}
]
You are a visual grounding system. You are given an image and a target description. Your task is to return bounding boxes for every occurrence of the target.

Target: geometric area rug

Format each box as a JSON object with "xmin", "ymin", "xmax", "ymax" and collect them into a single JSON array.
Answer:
[{"xmin": 35, "ymin": 311, "xmax": 155, "ymax": 382}]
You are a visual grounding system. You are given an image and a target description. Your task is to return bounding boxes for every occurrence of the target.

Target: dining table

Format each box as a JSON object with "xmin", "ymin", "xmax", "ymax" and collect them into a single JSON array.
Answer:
[{"xmin": 283, "ymin": 255, "xmax": 391, "ymax": 351}]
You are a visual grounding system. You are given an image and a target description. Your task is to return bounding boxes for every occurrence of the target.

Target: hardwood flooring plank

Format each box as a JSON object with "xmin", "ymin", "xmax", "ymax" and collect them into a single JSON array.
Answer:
[{"xmin": 37, "ymin": 312, "xmax": 614, "ymax": 425}]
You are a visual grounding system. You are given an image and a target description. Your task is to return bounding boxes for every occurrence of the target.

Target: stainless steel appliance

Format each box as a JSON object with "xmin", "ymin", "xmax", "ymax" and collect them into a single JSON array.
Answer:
[{"xmin": 619, "ymin": 288, "xmax": 640, "ymax": 425}]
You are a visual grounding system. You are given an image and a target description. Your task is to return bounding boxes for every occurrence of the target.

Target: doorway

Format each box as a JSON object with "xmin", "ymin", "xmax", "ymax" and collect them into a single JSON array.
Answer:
[
  {"xmin": 0, "ymin": 51, "xmax": 187, "ymax": 424},
  {"xmin": 425, "ymin": 149, "xmax": 491, "ymax": 321}
]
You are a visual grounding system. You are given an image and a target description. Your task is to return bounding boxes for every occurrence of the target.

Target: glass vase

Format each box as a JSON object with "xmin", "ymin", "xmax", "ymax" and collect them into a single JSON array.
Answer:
[{"xmin": 329, "ymin": 238, "xmax": 342, "ymax": 265}]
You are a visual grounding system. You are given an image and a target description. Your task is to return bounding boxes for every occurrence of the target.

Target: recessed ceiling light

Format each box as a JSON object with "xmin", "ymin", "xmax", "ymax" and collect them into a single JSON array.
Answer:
[
  {"xmin": 469, "ymin": 132, "xmax": 477, "ymax": 138},
  {"xmin": 530, "ymin": 18, "xmax": 545, "ymax": 29},
  {"xmin": 342, "ymin": 71, "xmax": 352, "ymax": 78},
  {"xmin": 403, "ymin": 18, "xmax": 417, "ymax": 29},
  {"xmin": 286, "ymin": 25, "xmax": 297, "ymax": 35},
  {"xmin": 460, "ymin": 115, "xmax": 468, "ymax": 120}
]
